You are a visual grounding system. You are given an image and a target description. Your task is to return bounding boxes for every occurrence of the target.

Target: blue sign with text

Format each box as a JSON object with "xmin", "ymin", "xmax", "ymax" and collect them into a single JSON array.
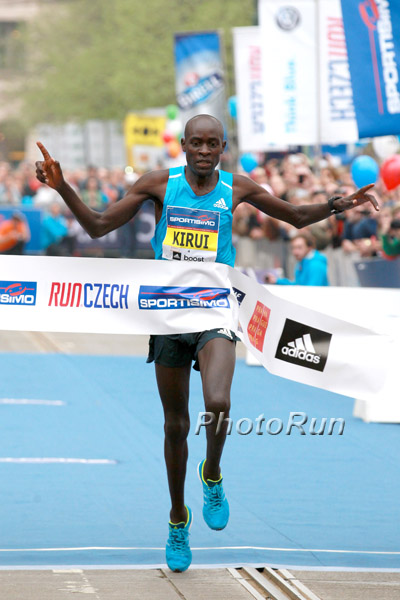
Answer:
[{"xmin": 341, "ymin": 0, "xmax": 400, "ymax": 137}]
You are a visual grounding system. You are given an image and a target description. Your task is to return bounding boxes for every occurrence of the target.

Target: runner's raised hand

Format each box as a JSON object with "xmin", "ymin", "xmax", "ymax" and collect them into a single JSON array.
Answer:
[
  {"xmin": 331, "ymin": 183, "xmax": 379, "ymax": 213},
  {"xmin": 35, "ymin": 142, "xmax": 65, "ymax": 191}
]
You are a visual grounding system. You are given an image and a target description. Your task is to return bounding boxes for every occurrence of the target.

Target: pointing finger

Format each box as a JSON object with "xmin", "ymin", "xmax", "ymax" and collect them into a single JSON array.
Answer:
[
  {"xmin": 356, "ymin": 183, "xmax": 375, "ymax": 195},
  {"xmin": 36, "ymin": 141, "xmax": 52, "ymax": 161}
]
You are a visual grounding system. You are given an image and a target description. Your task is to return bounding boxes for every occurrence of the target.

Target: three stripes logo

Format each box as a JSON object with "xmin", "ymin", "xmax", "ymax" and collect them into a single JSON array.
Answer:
[
  {"xmin": 275, "ymin": 319, "xmax": 332, "ymax": 372},
  {"xmin": 213, "ymin": 198, "xmax": 228, "ymax": 210}
]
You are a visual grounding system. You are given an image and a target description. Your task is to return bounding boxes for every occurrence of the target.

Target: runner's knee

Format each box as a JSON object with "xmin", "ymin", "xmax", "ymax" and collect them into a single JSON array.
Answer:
[
  {"xmin": 204, "ymin": 393, "xmax": 230, "ymax": 415},
  {"xmin": 164, "ymin": 414, "xmax": 190, "ymax": 442}
]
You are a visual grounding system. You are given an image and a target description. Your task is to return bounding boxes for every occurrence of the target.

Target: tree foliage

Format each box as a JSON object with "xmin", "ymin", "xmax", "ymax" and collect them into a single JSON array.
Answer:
[{"xmin": 20, "ymin": 0, "xmax": 254, "ymax": 124}]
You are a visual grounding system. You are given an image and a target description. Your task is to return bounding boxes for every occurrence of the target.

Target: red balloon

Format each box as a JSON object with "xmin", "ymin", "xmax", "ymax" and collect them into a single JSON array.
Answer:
[
  {"xmin": 381, "ymin": 155, "xmax": 400, "ymax": 190},
  {"xmin": 162, "ymin": 130, "xmax": 174, "ymax": 144}
]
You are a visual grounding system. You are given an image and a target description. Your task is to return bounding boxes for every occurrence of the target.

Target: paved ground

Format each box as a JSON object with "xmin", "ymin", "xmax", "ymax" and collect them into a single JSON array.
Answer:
[
  {"xmin": 2, "ymin": 568, "xmax": 400, "ymax": 600},
  {"xmin": 291, "ymin": 570, "xmax": 400, "ymax": 600},
  {"xmin": 0, "ymin": 569, "xmax": 255, "ymax": 600}
]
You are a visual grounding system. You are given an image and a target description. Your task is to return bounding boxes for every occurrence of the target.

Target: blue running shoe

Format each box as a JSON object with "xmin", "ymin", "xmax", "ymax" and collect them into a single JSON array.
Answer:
[
  {"xmin": 198, "ymin": 459, "xmax": 229, "ymax": 530},
  {"xmin": 166, "ymin": 505, "xmax": 192, "ymax": 572}
]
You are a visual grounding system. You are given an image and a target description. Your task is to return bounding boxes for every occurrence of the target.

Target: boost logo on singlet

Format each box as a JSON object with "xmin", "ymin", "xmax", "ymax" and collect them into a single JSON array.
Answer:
[
  {"xmin": 162, "ymin": 206, "xmax": 220, "ymax": 262},
  {"xmin": 138, "ymin": 286, "xmax": 230, "ymax": 310},
  {"xmin": 275, "ymin": 319, "xmax": 332, "ymax": 372}
]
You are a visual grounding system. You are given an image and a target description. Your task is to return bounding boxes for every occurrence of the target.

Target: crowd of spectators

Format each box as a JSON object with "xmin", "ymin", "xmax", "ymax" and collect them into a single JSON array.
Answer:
[
  {"xmin": 0, "ymin": 161, "xmax": 130, "ymax": 209},
  {"xmin": 0, "ymin": 161, "xmax": 135, "ymax": 256},
  {"xmin": 232, "ymin": 153, "xmax": 400, "ymax": 263},
  {"xmin": 1, "ymin": 154, "xmax": 400, "ymax": 280}
]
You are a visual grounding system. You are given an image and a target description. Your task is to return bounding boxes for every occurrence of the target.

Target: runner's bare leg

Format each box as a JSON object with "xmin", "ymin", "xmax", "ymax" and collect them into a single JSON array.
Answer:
[
  {"xmin": 155, "ymin": 363, "xmax": 191, "ymax": 524},
  {"xmin": 198, "ymin": 337, "xmax": 236, "ymax": 481}
]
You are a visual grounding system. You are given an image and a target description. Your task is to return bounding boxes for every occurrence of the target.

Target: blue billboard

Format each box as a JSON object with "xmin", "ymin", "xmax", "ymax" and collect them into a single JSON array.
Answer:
[
  {"xmin": 174, "ymin": 31, "xmax": 227, "ymax": 129},
  {"xmin": 341, "ymin": 0, "xmax": 400, "ymax": 137}
]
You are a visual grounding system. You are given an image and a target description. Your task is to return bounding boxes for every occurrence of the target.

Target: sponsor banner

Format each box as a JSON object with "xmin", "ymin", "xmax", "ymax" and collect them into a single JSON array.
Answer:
[
  {"xmin": 258, "ymin": 0, "xmax": 318, "ymax": 145},
  {"xmin": 124, "ymin": 113, "xmax": 166, "ymax": 148},
  {"xmin": 138, "ymin": 286, "xmax": 230, "ymax": 310},
  {"xmin": 275, "ymin": 318, "xmax": 332, "ymax": 372},
  {"xmin": 233, "ymin": 27, "xmax": 270, "ymax": 152},
  {"xmin": 48, "ymin": 282, "xmax": 129, "ymax": 309},
  {"xmin": 232, "ymin": 286, "xmax": 246, "ymax": 306},
  {"xmin": 0, "ymin": 281, "xmax": 37, "ymax": 305},
  {"xmin": 341, "ymin": 0, "xmax": 400, "ymax": 138},
  {"xmin": 318, "ymin": 0, "xmax": 359, "ymax": 143},
  {"xmin": 247, "ymin": 301, "xmax": 271, "ymax": 352},
  {"xmin": 0, "ymin": 256, "xmax": 237, "ymax": 336},
  {"xmin": 174, "ymin": 31, "xmax": 227, "ymax": 129},
  {"xmin": 257, "ymin": 0, "xmax": 358, "ymax": 144},
  {"xmin": 228, "ymin": 267, "xmax": 390, "ymax": 400},
  {"xmin": 0, "ymin": 255, "xmax": 392, "ymax": 401}
]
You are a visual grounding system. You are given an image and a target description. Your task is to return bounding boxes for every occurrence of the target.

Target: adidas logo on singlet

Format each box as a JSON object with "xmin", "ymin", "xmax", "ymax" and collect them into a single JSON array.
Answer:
[{"xmin": 213, "ymin": 198, "xmax": 228, "ymax": 210}]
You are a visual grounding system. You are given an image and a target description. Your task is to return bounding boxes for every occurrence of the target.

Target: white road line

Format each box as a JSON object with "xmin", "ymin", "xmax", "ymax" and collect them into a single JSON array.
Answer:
[
  {"xmin": 0, "ymin": 546, "xmax": 398, "ymax": 555},
  {"xmin": 0, "ymin": 458, "xmax": 117, "ymax": 464},
  {"xmin": 0, "ymin": 399, "xmax": 65, "ymax": 406},
  {"xmin": 2, "ymin": 565, "xmax": 400, "ymax": 572}
]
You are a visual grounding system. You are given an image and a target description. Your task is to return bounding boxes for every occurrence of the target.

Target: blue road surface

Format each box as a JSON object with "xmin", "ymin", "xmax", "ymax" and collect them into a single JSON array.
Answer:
[{"xmin": 0, "ymin": 353, "xmax": 399, "ymax": 569}]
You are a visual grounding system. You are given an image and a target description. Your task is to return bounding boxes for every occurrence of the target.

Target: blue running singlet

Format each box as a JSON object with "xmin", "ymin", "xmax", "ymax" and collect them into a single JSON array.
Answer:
[{"xmin": 151, "ymin": 166, "xmax": 236, "ymax": 267}]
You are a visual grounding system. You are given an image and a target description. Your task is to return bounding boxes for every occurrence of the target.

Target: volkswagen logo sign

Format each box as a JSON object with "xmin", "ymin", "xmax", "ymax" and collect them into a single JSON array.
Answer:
[{"xmin": 276, "ymin": 6, "xmax": 301, "ymax": 31}]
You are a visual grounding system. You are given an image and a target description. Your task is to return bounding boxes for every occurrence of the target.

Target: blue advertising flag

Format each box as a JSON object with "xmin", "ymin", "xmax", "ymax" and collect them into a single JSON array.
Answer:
[
  {"xmin": 174, "ymin": 31, "xmax": 227, "ymax": 130},
  {"xmin": 341, "ymin": 0, "xmax": 400, "ymax": 138}
]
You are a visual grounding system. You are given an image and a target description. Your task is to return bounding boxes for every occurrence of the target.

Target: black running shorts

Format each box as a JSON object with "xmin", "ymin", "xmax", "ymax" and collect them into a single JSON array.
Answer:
[{"xmin": 147, "ymin": 329, "xmax": 239, "ymax": 371}]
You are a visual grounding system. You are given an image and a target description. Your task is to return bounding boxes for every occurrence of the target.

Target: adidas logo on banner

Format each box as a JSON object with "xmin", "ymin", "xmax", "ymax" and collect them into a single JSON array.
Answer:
[
  {"xmin": 282, "ymin": 333, "xmax": 320, "ymax": 364},
  {"xmin": 213, "ymin": 198, "xmax": 228, "ymax": 210},
  {"xmin": 275, "ymin": 319, "xmax": 332, "ymax": 372}
]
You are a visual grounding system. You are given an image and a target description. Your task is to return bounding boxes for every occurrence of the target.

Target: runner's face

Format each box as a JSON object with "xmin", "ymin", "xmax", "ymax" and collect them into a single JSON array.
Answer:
[{"xmin": 183, "ymin": 121, "xmax": 226, "ymax": 176}]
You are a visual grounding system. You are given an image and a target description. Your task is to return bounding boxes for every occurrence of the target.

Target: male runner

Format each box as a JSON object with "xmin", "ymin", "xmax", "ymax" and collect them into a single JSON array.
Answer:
[{"xmin": 35, "ymin": 114, "xmax": 377, "ymax": 572}]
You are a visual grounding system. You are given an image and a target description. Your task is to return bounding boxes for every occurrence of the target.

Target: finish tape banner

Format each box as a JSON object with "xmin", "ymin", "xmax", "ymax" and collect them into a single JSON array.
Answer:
[
  {"xmin": 341, "ymin": 0, "xmax": 400, "ymax": 137},
  {"xmin": 0, "ymin": 255, "xmax": 391, "ymax": 401}
]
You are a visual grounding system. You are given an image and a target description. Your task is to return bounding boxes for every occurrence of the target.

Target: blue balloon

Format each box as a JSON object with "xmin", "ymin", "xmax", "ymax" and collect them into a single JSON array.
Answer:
[
  {"xmin": 240, "ymin": 153, "xmax": 258, "ymax": 173},
  {"xmin": 228, "ymin": 96, "xmax": 238, "ymax": 119},
  {"xmin": 351, "ymin": 155, "xmax": 379, "ymax": 188}
]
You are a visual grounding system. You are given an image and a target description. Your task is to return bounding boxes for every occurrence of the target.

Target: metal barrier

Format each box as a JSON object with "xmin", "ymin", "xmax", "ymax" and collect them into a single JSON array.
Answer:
[{"xmin": 235, "ymin": 238, "xmax": 400, "ymax": 288}]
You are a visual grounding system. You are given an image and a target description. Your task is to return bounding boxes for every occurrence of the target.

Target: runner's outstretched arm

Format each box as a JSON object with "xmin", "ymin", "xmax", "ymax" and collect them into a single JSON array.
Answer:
[
  {"xmin": 35, "ymin": 142, "xmax": 167, "ymax": 238},
  {"xmin": 233, "ymin": 174, "xmax": 378, "ymax": 228}
]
